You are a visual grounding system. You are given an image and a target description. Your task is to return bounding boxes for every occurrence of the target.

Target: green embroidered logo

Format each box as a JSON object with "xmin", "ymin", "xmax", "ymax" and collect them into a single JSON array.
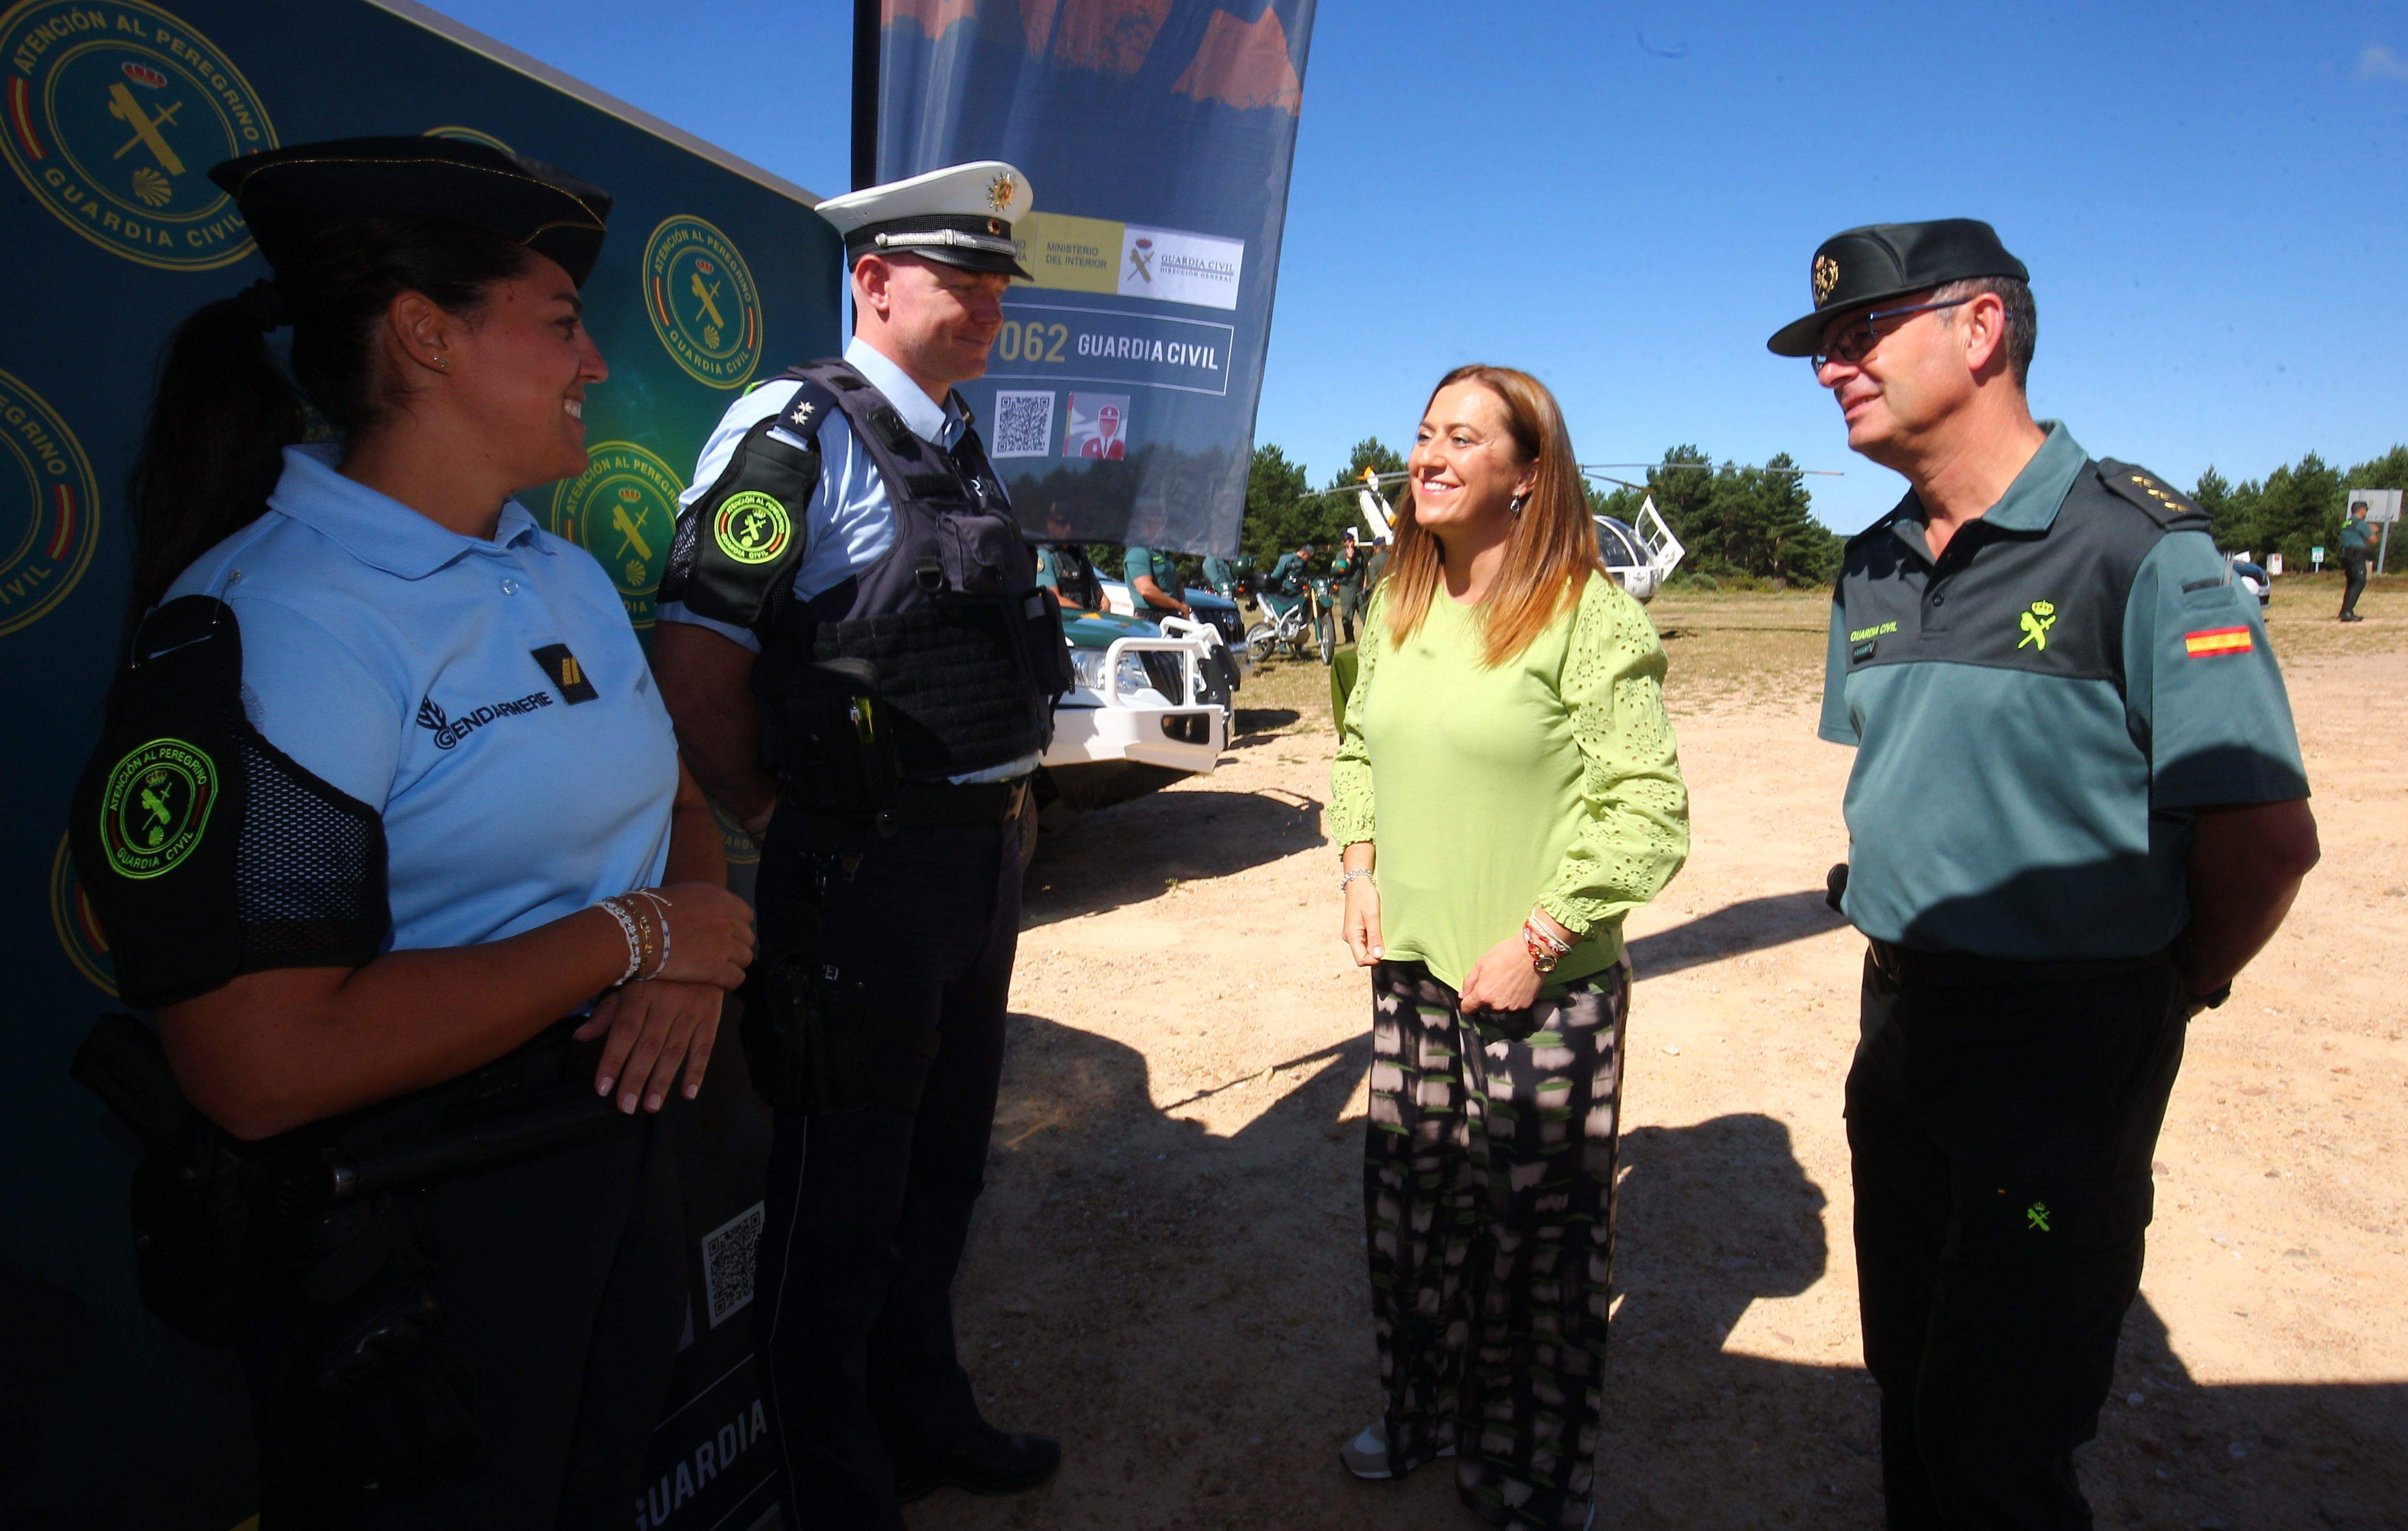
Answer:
[
  {"xmin": 99, "ymin": 737, "xmax": 218, "ymax": 879},
  {"xmin": 712, "ymin": 490, "xmax": 791, "ymax": 566},
  {"xmin": 2017, "ymin": 600, "xmax": 2058, "ymax": 651},
  {"xmin": 2025, "ymin": 1201, "xmax": 2052, "ymax": 1233}
]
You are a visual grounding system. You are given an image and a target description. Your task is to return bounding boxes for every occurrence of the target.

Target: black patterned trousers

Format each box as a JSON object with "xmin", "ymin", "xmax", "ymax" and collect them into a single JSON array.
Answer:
[{"xmin": 1363, "ymin": 959, "xmax": 1630, "ymax": 1531}]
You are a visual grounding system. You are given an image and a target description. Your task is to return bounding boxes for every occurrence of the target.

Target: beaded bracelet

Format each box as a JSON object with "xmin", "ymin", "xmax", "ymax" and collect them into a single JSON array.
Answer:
[
  {"xmin": 628, "ymin": 889, "xmax": 673, "ymax": 982},
  {"xmin": 596, "ymin": 896, "xmax": 643, "ymax": 986},
  {"xmin": 1523, "ymin": 914, "xmax": 1573, "ymax": 955}
]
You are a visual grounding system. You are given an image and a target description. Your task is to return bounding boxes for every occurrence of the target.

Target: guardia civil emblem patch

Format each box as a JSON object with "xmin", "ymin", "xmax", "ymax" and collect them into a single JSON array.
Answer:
[
  {"xmin": 642, "ymin": 214, "xmax": 763, "ymax": 390},
  {"xmin": 1812, "ymin": 253, "xmax": 1840, "ymax": 305},
  {"xmin": 98, "ymin": 737, "xmax": 218, "ymax": 880},
  {"xmin": 712, "ymin": 490, "xmax": 792, "ymax": 566},
  {"xmin": 548, "ymin": 441, "xmax": 685, "ymax": 628},
  {"xmin": 0, "ymin": 0, "xmax": 276, "ymax": 270},
  {"xmin": 0, "ymin": 368, "xmax": 101, "ymax": 636}
]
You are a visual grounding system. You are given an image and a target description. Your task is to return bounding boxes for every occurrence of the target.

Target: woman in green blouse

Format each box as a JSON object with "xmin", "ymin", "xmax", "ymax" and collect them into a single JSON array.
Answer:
[{"xmin": 1329, "ymin": 365, "xmax": 1689, "ymax": 1530}]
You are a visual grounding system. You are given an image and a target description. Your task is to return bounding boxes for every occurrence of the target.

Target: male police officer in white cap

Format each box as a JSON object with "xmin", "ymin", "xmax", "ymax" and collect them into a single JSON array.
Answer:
[{"xmin": 653, "ymin": 162, "xmax": 1068, "ymax": 1529}]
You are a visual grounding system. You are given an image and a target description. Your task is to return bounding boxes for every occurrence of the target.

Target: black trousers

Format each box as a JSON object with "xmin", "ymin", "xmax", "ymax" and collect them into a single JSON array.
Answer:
[
  {"xmin": 753, "ymin": 812, "xmax": 1025, "ymax": 1531},
  {"xmin": 249, "ymin": 1117, "xmax": 687, "ymax": 1530},
  {"xmin": 1846, "ymin": 952, "xmax": 2186, "ymax": 1530},
  {"xmin": 2340, "ymin": 549, "xmax": 2368, "ymax": 616}
]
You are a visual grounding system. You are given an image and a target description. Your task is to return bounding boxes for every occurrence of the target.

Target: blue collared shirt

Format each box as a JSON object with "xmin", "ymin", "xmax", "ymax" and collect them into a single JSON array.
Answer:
[
  {"xmin": 165, "ymin": 445, "xmax": 681, "ymax": 953},
  {"xmin": 657, "ymin": 337, "xmax": 1038, "ymax": 782}
]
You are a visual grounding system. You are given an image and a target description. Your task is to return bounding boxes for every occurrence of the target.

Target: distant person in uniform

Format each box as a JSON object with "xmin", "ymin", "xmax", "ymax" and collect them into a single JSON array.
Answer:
[
  {"xmin": 1201, "ymin": 552, "xmax": 1237, "ymax": 598},
  {"xmin": 1079, "ymin": 402, "xmax": 1127, "ymax": 459},
  {"xmin": 1264, "ymin": 540, "xmax": 1316, "ymax": 622},
  {"xmin": 651, "ymin": 161, "xmax": 1065, "ymax": 1531},
  {"xmin": 1035, "ymin": 509, "xmax": 1104, "ymax": 611},
  {"xmin": 1330, "ymin": 527, "xmax": 1366, "ymax": 643},
  {"xmin": 1772, "ymin": 219, "xmax": 2321, "ymax": 1530},
  {"xmin": 1330, "ymin": 364, "xmax": 1689, "ymax": 1531},
  {"xmin": 1365, "ymin": 530, "xmax": 1393, "ymax": 592},
  {"xmin": 2338, "ymin": 502, "xmax": 2373, "ymax": 621},
  {"xmin": 72, "ymin": 138, "xmax": 754, "ymax": 1527},
  {"xmin": 1123, "ymin": 541, "xmax": 1193, "ymax": 621}
]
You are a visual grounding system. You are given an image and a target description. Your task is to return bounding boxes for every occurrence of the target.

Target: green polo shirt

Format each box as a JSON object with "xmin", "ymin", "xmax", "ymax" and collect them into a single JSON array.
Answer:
[
  {"xmin": 1123, "ymin": 545, "xmax": 1183, "ymax": 611},
  {"xmin": 1819, "ymin": 424, "xmax": 2309, "ymax": 960},
  {"xmin": 2340, "ymin": 516, "xmax": 2372, "ymax": 553}
]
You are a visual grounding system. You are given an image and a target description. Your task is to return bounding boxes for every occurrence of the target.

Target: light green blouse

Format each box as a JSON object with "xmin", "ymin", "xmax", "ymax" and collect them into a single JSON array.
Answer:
[{"xmin": 1330, "ymin": 571, "xmax": 1689, "ymax": 991}]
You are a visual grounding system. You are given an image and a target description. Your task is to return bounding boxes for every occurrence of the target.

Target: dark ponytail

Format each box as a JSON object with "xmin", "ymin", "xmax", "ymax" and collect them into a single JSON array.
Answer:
[
  {"xmin": 125, "ymin": 294, "xmax": 304, "ymax": 627},
  {"xmin": 125, "ymin": 215, "xmax": 535, "ymax": 626}
]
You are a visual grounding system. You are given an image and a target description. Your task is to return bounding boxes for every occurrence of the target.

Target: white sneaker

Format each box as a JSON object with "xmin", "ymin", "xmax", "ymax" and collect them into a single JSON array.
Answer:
[{"xmin": 1338, "ymin": 1418, "xmax": 1454, "ymax": 1480}]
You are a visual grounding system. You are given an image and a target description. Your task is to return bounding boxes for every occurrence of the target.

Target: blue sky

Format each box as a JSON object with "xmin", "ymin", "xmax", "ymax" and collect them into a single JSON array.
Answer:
[{"xmin": 439, "ymin": 0, "xmax": 2408, "ymax": 533}]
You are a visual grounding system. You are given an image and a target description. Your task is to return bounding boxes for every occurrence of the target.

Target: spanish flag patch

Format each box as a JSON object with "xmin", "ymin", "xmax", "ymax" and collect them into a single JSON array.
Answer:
[{"xmin": 2183, "ymin": 625, "xmax": 2254, "ymax": 658}]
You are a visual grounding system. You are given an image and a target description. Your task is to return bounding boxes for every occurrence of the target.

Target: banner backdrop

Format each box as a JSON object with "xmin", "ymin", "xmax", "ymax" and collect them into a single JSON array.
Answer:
[
  {"xmin": 874, "ymin": 0, "xmax": 1315, "ymax": 556},
  {"xmin": 0, "ymin": 2, "xmax": 833, "ymax": 1525}
]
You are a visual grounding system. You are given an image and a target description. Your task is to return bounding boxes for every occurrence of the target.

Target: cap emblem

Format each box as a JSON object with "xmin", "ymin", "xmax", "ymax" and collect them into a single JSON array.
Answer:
[
  {"xmin": 986, "ymin": 171, "xmax": 1016, "ymax": 213},
  {"xmin": 987, "ymin": 217, "xmax": 1005, "ymax": 236},
  {"xmin": 1812, "ymin": 254, "xmax": 1840, "ymax": 306}
]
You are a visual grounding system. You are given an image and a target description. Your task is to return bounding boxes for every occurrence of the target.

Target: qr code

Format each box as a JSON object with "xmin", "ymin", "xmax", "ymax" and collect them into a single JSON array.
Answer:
[
  {"xmin": 701, "ymin": 1200, "xmax": 765, "ymax": 1328},
  {"xmin": 990, "ymin": 390, "xmax": 1056, "ymax": 457}
]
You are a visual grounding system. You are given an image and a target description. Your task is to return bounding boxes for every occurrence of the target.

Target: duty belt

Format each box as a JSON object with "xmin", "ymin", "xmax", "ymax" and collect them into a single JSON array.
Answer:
[
  {"xmin": 799, "ymin": 774, "xmax": 1032, "ymax": 833},
  {"xmin": 1866, "ymin": 938, "xmax": 2171, "ymax": 989}
]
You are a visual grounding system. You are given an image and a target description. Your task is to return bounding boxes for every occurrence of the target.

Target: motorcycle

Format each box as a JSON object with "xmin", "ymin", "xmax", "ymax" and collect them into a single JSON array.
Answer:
[{"xmin": 1244, "ymin": 576, "xmax": 1336, "ymax": 666}]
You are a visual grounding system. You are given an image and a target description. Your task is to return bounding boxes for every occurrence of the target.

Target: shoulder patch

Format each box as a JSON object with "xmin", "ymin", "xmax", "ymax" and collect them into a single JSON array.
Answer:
[
  {"xmin": 658, "ymin": 389, "xmax": 828, "ymax": 635},
  {"xmin": 2096, "ymin": 459, "xmax": 2210, "ymax": 530}
]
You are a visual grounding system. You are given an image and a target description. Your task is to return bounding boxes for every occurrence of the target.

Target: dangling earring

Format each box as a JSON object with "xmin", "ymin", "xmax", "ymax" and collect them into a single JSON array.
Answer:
[{"xmin": 1509, "ymin": 492, "xmax": 1527, "ymax": 517}]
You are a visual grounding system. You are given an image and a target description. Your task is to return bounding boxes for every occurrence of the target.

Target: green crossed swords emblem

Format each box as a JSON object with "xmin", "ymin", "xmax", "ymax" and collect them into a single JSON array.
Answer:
[{"xmin": 2017, "ymin": 600, "xmax": 2058, "ymax": 651}]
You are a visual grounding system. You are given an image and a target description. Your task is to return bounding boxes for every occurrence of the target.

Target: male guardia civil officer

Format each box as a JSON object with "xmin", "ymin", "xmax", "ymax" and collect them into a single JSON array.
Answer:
[
  {"xmin": 1771, "ymin": 221, "xmax": 2322, "ymax": 1529},
  {"xmin": 651, "ymin": 161, "xmax": 1069, "ymax": 1529},
  {"xmin": 1122, "ymin": 541, "xmax": 1193, "ymax": 620},
  {"xmin": 2338, "ymin": 502, "xmax": 2373, "ymax": 621}
]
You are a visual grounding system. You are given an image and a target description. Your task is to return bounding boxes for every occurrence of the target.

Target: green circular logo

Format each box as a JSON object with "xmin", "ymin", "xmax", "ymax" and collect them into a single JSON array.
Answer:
[
  {"xmin": 642, "ymin": 213, "xmax": 762, "ymax": 389},
  {"xmin": 0, "ymin": 367, "xmax": 101, "ymax": 636},
  {"xmin": 99, "ymin": 736, "xmax": 218, "ymax": 879},
  {"xmin": 0, "ymin": 0, "xmax": 276, "ymax": 271},
  {"xmin": 548, "ymin": 441, "xmax": 685, "ymax": 629},
  {"xmin": 50, "ymin": 830, "xmax": 115, "ymax": 996},
  {"xmin": 712, "ymin": 490, "xmax": 791, "ymax": 566}
]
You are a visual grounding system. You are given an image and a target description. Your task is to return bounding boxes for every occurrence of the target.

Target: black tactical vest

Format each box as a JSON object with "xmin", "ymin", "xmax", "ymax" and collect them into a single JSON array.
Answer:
[{"xmin": 662, "ymin": 358, "xmax": 1070, "ymax": 790}]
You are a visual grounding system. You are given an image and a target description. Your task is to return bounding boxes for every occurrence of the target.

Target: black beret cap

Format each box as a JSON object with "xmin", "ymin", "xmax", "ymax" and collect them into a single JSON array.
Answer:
[
  {"xmin": 1766, "ymin": 219, "xmax": 2028, "ymax": 357},
  {"xmin": 208, "ymin": 136, "xmax": 613, "ymax": 288}
]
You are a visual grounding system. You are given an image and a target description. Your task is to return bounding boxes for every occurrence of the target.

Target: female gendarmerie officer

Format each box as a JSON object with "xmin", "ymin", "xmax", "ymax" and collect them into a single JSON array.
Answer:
[{"xmin": 68, "ymin": 139, "xmax": 755, "ymax": 1528}]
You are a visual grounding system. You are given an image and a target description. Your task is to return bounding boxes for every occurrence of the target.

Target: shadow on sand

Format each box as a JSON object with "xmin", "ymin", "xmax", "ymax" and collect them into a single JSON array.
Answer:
[
  {"xmin": 1024, "ymin": 786, "xmax": 1325, "ymax": 928},
  {"xmin": 921, "ymin": 1014, "xmax": 2407, "ymax": 1530},
  {"xmin": 1625, "ymin": 890, "xmax": 1850, "ymax": 982}
]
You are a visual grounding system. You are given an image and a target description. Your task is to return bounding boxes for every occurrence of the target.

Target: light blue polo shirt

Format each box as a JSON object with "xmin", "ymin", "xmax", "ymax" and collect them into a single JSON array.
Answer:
[
  {"xmin": 164, "ymin": 445, "xmax": 680, "ymax": 953},
  {"xmin": 657, "ymin": 335, "xmax": 1039, "ymax": 783}
]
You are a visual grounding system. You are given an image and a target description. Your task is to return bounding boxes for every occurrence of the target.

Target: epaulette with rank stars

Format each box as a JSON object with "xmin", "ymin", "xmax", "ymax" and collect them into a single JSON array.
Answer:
[{"xmin": 2096, "ymin": 460, "xmax": 2211, "ymax": 530}]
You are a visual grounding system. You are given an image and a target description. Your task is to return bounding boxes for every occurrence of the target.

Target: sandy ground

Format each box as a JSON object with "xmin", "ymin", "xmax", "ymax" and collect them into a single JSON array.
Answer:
[{"xmin": 910, "ymin": 578, "xmax": 2408, "ymax": 1531}]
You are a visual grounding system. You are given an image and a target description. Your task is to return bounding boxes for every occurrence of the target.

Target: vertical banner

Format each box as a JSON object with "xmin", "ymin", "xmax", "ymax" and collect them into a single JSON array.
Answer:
[
  {"xmin": 0, "ymin": 2, "xmax": 834, "ymax": 1526},
  {"xmin": 875, "ymin": 0, "xmax": 1316, "ymax": 555}
]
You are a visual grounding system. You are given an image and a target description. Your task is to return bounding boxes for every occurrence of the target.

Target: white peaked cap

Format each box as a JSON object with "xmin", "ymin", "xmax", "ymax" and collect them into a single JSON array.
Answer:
[{"xmin": 815, "ymin": 161, "xmax": 1034, "ymax": 278}]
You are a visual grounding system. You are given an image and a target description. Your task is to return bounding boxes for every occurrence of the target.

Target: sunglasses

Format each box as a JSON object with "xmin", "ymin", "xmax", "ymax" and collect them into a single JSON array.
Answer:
[{"xmin": 1812, "ymin": 296, "xmax": 1974, "ymax": 370}]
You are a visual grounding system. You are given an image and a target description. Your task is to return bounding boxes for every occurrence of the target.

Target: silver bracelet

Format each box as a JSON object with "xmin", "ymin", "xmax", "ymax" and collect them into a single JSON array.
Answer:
[
  {"xmin": 629, "ymin": 889, "xmax": 673, "ymax": 982},
  {"xmin": 596, "ymin": 896, "xmax": 641, "ymax": 986},
  {"xmin": 1339, "ymin": 868, "xmax": 1376, "ymax": 893}
]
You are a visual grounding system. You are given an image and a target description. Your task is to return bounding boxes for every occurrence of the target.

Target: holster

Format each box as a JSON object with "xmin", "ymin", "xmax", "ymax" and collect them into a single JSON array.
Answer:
[
  {"xmin": 739, "ymin": 812, "xmax": 951, "ymax": 1117},
  {"xmin": 73, "ymin": 1014, "xmax": 273, "ymax": 1346},
  {"xmin": 739, "ymin": 827, "xmax": 879, "ymax": 1116}
]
